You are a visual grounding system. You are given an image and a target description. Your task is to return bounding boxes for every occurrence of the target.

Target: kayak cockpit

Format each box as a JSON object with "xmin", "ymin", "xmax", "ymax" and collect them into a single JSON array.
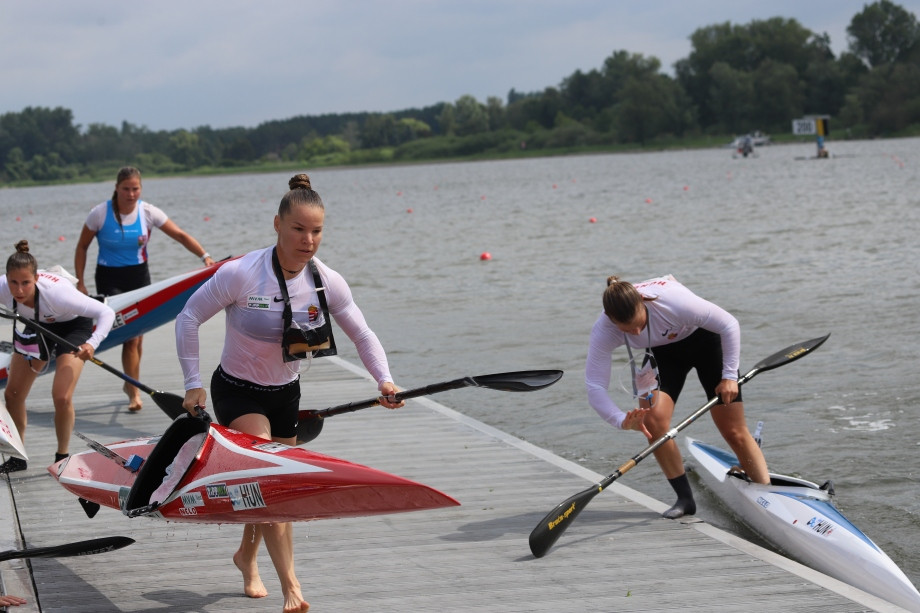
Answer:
[{"xmin": 123, "ymin": 415, "xmax": 209, "ymax": 517}]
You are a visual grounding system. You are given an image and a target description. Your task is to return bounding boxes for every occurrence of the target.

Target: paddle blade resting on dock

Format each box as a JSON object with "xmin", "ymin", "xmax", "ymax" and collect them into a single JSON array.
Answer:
[{"xmin": 50, "ymin": 414, "xmax": 459, "ymax": 524}]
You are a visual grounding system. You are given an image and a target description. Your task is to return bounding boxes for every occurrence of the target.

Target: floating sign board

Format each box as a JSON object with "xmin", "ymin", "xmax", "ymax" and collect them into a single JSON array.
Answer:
[
  {"xmin": 792, "ymin": 117, "xmax": 830, "ymax": 136},
  {"xmin": 792, "ymin": 118, "xmax": 816, "ymax": 135}
]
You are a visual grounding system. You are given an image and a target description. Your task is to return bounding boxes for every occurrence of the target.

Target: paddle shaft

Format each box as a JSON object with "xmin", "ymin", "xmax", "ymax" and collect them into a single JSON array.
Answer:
[
  {"xmin": 0, "ymin": 305, "xmax": 185, "ymax": 419},
  {"xmin": 295, "ymin": 369, "xmax": 563, "ymax": 444},
  {"xmin": 0, "ymin": 536, "xmax": 135, "ymax": 562},
  {"xmin": 528, "ymin": 334, "xmax": 830, "ymax": 558}
]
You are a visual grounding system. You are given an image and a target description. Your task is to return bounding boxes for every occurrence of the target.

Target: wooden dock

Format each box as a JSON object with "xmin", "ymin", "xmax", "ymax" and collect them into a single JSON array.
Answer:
[{"xmin": 0, "ymin": 316, "xmax": 909, "ymax": 612}]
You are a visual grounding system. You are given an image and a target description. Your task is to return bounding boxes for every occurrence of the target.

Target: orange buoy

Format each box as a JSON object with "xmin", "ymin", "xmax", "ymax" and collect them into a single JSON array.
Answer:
[
  {"xmin": 58, "ymin": 236, "xmax": 65, "ymax": 242},
  {"xmin": 645, "ymin": 198, "xmax": 653, "ymax": 204},
  {"xmin": 203, "ymin": 216, "xmax": 210, "ymax": 221},
  {"xmin": 480, "ymin": 252, "xmax": 492, "ymax": 261},
  {"xmin": 589, "ymin": 217, "xmax": 597, "ymax": 223},
  {"xmin": 407, "ymin": 208, "xmax": 413, "ymax": 214}
]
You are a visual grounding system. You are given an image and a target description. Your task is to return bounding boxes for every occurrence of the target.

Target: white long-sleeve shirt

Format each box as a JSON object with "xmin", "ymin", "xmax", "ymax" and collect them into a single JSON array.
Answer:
[
  {"xmin": 585, "ymin": 276, "xmax": 740, "ymax": 429},
  {"xmin": 176, "ymin": 247, "xmax": 394, "ymax": 390},
  {"xmin": 0, "ymin": 271, "xmax": 116, "ymax": 349}
]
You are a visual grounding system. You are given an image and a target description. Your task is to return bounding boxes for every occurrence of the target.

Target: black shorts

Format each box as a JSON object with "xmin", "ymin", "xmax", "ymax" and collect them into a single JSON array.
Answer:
[
  {"xmin": 210, "ymin": 364, "xmax": 301, "ymax": 439},
  {"xmin": 95, "ymin": 262, "xmax": 151, "ymax": 296},
  {"xmin": 651, "ymin": 328, "xmax": 742, "ymax": 404},
  {"xmin": 17, "ymin": 316, "xmax": 94, "ymax": 361}
]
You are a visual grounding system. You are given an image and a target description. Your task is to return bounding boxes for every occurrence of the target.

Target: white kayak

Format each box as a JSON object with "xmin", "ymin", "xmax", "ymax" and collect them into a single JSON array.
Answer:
[
  {"xmin": 0, "ymin": 399, "xmax": 27, "ymax": 460},
  {"xmin": 686, "ymin": 437, "xmax": 920, "ymax": 611}
]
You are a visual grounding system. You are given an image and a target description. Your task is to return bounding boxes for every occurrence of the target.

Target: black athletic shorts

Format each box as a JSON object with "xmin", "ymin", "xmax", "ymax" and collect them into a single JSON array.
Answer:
[
  {"xmin": 95, "ymin": 262, "xmax": 151, "ymax": 296},
  {"xmin": 18, "ymin": 316, "xmax": 94, "ymax": 362},
  {"xmin": 210, "ymin": 364, "xmax": 301, "ymax": 439},
  {"xmin": 651, "ymin": 328, "xmax": 742, "ymax": 404}
]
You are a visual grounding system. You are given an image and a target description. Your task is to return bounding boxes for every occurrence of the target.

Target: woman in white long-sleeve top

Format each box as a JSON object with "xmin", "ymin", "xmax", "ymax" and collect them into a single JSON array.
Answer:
[
  {"xmin": 175, "ymin": 173, "xmax": 403, "ymax": 613},
  {"xmin": 585, "ymin": 274, "xmax": 768, "ymax": 519},
  {"xmin": 1, "ymin": 240, "xmax": 116, "ymax": 473}
]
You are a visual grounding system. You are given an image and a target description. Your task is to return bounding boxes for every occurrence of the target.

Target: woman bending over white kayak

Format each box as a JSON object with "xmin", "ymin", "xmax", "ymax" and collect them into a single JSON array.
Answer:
[
  {"xmin": 0, "ymin": 240, "xmax": 115, "ymax": 473},
  {"xmin": 176, "ymin": 173, "xmax": 403, "ymax": 613},
  {"xmin": 585, "ymin": 274, "xmax": 769, "ymax": 519}
]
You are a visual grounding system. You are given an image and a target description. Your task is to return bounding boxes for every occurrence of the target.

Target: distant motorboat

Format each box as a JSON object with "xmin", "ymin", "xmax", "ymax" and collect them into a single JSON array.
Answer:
[{"xmin": 729, "ymin": 131, "xmax": 771, "ymax": 148}]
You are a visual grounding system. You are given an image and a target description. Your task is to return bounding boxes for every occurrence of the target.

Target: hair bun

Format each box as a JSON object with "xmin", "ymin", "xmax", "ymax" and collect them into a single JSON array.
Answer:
[
  {"xmin": 15, "ymin": 239, "xmax": 29, "ymax": 254},
  {"xmin": 288, "ymin": 173, "xmax": 312, "ymax": 191}
]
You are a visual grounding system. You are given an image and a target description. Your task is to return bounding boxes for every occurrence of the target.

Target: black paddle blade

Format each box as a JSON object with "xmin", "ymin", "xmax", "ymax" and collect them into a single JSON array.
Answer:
[
  {"xmin": 0, "ymin": 536, "xmax": 135, "ymax": 562},
  {"xmin": 750, "ymin": 334, "xmax": 830, "ymax": 374},
  {"xmin": 151, "ymin": 391, "xmax": 187, "ymax": 420},
  {"xmin": 78, "ymin": 497, "xmax": 101, "ymax": 519},
  {"xmin": 471, "ymin": 370, "xmax": 563, "ymax": 391},
  {"xmin": 295, "ymin": 414, "xmax": 326, "ymax": 445},
  {"xmin": 529, "ymin": 484, "xmax": 602, "ymax": 558}
]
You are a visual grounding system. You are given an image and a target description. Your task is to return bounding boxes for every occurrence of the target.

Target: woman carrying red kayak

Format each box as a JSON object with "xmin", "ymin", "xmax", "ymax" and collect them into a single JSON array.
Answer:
[{"xmin": 176, "ymin": 173, "xmax": 403, "ymax": 613}]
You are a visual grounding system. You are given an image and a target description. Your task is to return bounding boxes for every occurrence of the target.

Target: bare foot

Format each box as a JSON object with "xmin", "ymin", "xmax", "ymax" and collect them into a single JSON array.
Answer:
[
  {"xmin": 233, "ymin": 550, "xmax": 268, "ymax": 598},
  {"xmin": 282, "ymin": 585, "xmax": 309, "ymax": 612},
  {"xmin": 123, "ymin": 383, "xmax": 143, "ymax": 412}
]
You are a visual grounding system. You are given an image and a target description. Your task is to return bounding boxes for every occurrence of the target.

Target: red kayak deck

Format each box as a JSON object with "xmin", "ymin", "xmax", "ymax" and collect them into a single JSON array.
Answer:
[{"xmin": 50, "ymin": 415, "xmax": 459, "ymax": 524}]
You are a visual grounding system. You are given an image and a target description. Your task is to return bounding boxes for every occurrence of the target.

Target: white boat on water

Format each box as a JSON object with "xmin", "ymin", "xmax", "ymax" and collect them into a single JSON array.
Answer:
[
  {"xmin": 729, "ymin": 130, "xmax": 771, "ymax": 148},
  {"xmin": 686, "ymin": 437, "xmax": 920, "ymax": 611}
]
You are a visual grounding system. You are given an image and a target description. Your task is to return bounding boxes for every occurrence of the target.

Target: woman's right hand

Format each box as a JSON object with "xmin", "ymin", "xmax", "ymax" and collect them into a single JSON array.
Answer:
[
  {"xmin": 183, "ymin": 388, "xmax": 207, "ymax": 415},
  {"xmin": 621, "ymin": 407, "xmax": 652, "ymax": 438},
  {"xmin": 76, "ymin": 280, "xmax": 88, "ymax": 295}
]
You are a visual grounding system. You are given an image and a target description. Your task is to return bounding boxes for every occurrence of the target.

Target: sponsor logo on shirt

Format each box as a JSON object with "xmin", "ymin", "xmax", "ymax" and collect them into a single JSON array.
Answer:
[{"xmin": 246, "ymin": 295, "xmax": 272, "ymax": 309}]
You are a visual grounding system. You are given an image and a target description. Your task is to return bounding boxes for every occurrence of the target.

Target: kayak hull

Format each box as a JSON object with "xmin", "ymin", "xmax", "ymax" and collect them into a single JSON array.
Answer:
[
  {"xmin": 686, "ymin": 437, "xmax": 920, "ymax": 611},
  {"xmin": 0, "ymin": 399, "xmax": 26, "ymax": 460},
  {"xmin": 0, "ymin": 259, "xmax": 236, "ymax": 387},
  {"xmin": 50, "ymin": 415, "xmax": 459, "ymax": 524}
]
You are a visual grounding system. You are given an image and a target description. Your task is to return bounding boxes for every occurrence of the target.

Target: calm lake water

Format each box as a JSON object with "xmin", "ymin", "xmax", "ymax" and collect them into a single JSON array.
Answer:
[{"xmin": 2, "ymin": 138, "xmax": 918, "ymax": 588}]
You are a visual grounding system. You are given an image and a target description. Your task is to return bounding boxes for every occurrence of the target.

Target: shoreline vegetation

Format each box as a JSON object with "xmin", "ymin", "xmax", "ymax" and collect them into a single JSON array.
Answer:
[
  {"xmin": 3, "ymin": 3, "xmax": 919, "ymax": 188},
  {"xmin": 0, "ymin": 131, "xmax": 892, "ymax": 189}
]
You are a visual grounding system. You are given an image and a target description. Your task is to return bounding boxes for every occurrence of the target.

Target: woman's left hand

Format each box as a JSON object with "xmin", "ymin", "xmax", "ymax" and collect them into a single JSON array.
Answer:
[
  {"xmin": 378, "ymin": 382, "xmax": 404, "ymax": 409},
  {"xmin": 715, "ymin": 379, "xmax": 739, "ymax": 405}
]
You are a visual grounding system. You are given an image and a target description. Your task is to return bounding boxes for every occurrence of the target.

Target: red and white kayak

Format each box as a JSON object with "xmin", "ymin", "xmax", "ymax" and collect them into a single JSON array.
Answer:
[
  {"xmin": 0, "ymin": 258, "xmax": 236, "ymax": 387},
  {"xmin": 50, "ymin": 414, "xmax": 460, "ymax": 524}
]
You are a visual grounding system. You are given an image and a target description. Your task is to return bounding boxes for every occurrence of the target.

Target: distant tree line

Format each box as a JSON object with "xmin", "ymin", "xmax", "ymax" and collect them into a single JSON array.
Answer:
[{"xmin": 2, "ymin": 1, "xmax": 919, "ymax": 185}]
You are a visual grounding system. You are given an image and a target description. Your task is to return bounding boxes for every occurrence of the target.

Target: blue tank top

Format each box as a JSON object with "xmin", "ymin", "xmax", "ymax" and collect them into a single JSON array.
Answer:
[{"xmin": 97, "ymin": 201, "xmax": 149, "ymax": 267}]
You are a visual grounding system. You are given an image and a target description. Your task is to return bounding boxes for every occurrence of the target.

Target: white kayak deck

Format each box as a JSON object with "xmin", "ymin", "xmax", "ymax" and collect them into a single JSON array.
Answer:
[{"xmin": 0, "ymin": 316, "xmax": 910, "ymax": 612}]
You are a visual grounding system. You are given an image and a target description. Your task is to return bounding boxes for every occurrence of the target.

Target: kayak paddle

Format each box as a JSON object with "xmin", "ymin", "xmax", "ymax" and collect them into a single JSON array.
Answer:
[
  {"xmin": 0, "ymin": 304, "xmax": 185, "ymax": 420},
  {"xmin": 528, "ymin": 334, "xmax": 830, "ymax": 559},
  {"xmin": 296, "ymin": 369, "xmax": 564, "ymax": 444},
  {"xmin": 0, "ymin": 536, "xmax": 135, "ymax": 562}
]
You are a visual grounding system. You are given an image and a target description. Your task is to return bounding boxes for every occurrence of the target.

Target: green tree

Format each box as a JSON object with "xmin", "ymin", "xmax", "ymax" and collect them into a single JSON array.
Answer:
[
  {"xmin": 168, "ymin": 130, "xmax": 204, "ymax": 168},
  {"xmin": 847, "ymin": 0, "xmax": 920, "ymax": 67},
  {"xmin": 453, "ymin": 95, "xmax": 489, "ymax": 136},
  {"xmin": 707, "ymin": 62, "xmax": 755, "ymax": 132},
  {"xmin": 752, "ymin": 60, "xmax": 805, "ymax": 129}
]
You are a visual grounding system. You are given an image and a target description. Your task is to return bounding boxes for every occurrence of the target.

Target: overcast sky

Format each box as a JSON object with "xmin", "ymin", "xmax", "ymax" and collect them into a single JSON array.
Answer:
[{"xmin": 3, "ymin": 1, "xmax": 917, "ymax": 132}]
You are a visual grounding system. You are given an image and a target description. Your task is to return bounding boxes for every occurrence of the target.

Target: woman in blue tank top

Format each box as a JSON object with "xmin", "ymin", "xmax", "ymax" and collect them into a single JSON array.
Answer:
[{"xmin": 73, "ymin": 167, "xmax": 215, "ymax": 412}]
